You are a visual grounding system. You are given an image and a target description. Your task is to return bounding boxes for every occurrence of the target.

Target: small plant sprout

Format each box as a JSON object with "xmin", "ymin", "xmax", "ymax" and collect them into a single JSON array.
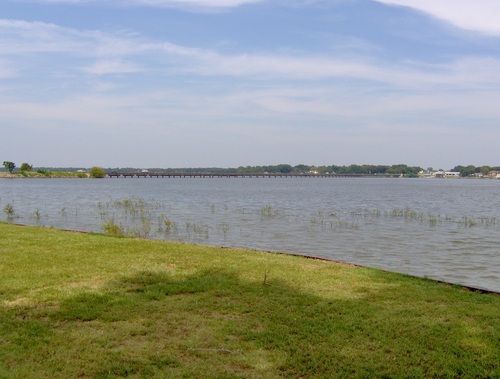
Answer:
[
  {"xmin": 3, "ymin": 203, "xmax": 18, "ymax": 219},
  {"xmin": 32, "ymin": 209, "xmax": 42, "ymax": 221},
  {"xmin": 102, "ymin": 217, "xmax": 123, "ymax": 236},
  {"xmin": 218, "ymin": 223, "xmax": 230, "ymax": 238}
]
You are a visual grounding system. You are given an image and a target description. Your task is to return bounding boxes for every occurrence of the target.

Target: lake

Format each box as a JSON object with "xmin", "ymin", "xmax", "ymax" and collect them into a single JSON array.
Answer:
[{"xmin": 1, "ymin": 177, "xmax": 499, "ymax": 292}]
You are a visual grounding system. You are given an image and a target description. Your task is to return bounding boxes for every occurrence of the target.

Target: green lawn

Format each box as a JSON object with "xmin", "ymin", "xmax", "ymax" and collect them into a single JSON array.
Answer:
[{"xmin": 0, "ymin": 223, "xmax": 498, "ymax": 378}]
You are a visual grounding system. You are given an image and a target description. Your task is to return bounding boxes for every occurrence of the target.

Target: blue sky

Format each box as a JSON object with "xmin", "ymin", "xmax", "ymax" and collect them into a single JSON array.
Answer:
[{"xmin": 1, "ymin": 0, "xmax": 499, "ymax": 169}]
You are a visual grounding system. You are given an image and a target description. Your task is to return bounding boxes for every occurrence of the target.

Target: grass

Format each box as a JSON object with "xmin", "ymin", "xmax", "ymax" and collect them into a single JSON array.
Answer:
[{"xmin": 0, "ymin": 223, "xmax": 499, "ymax": 378}]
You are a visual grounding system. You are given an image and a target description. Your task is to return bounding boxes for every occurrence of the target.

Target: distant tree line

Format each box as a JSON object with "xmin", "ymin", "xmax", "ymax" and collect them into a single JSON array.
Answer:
[
  {"xmin": 105, "ymin": 164, "xmax": 423, "ymax": 176},
  {"xmin": 451, "ymin": 165, "xmax": 500, "ymax": 177},
  {"xmin": 233, "ymin": 164, "xmax": 423, "ymax": 177},
  {"xmin": 3, "ymin": 162, "xmax": 500, "ymax": 178},
  {"xmin": 104, "ymin": 164, "xmax": 500, "ymax": 177}
]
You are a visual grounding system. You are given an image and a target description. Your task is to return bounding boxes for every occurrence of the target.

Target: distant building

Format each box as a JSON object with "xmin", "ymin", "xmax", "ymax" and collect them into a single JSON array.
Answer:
[
  {"xmin": 489, "ymin": 170, "xmax": 500, "ymax": 179},
  {"xmin": 434, "ymin": 171, "xmax": 445, "ymax": 178}
]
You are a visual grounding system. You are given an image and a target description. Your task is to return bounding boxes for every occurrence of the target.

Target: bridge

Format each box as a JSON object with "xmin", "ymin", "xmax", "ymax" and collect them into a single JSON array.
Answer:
[{"xmin": 106, "ymin": 172, "xmax": 402, "ymax": 179}]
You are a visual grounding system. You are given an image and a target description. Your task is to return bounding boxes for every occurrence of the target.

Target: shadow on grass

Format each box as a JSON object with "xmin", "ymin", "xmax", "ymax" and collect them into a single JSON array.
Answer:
[{"xmin": 1, "ymin": 269, "xmax": 499, "ymax": 378}]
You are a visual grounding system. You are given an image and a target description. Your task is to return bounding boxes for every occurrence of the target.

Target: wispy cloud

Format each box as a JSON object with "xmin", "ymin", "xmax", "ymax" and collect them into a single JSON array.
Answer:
[
  {"xmin": 13, "ymin": 0, "xmax": 265, "ymax": 9},
  {"xmin": 2, "ymin": 0, "xmax": 499, "ymax": 168},
  {"xmin": 160, "ymin": 41, "xmax": 500, "ymax": 91},
  {"xmin": 373, "ymin": 0, "xmax": 500, "ymax": 36},
  {"xmin": 84, "ymin": 60, "xmax": 142, "ymax": 75},
  {"xmin": 0, "ymin": 58, "xmax": 17, "ymax": 78},
  {"xmin": 3, "ymin": 18, "xmax": 500, "ymax": 92},
  {"xmin": 0, "ymin": 19, "xmax": 141, "ymax": 56},
  {"xmin": 129, "ymin": 0, "xmax": 264, "ymax": 7}
]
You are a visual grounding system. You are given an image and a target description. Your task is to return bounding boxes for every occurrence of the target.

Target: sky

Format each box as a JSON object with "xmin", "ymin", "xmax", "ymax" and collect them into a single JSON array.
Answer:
[{"xmin": 1, "ymin": 0, "xmax": 499, "ymax": 170}]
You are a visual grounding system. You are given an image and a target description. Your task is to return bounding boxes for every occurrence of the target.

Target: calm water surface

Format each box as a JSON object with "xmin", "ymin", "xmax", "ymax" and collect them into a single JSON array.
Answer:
[{"xmin": 1, "ymin": 177, "xmax": 499, "ymax": 292}]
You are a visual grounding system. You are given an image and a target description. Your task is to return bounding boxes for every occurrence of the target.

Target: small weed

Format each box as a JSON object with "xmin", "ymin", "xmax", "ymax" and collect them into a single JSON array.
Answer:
[
  {"xmin": 32, "ymin": 209, "xmax": 42, "ymax": 221},
  {"xmin": 429, "ymin": 215, "xmax": 439, "ymax": 226},
  {"xmin": 479, "ymin": 216, "xmax": 496, "ymax": 226},
  {"xmin": 185, "ymin": 222, "xmax": 209, "ymax": 239},
  {"xmin": 259, "ymin": 205, "xmax": 278, "ymax": 218},
  {"xmin": 102, "ymin": 217, "xmax": 124, "ymax": 236},
  {"xmin": 128, "ymin": 217, "xmax": 152, "ymax": 238},
  {"xmin": 217, "ymin": 223, "xmax": 230, "ymax": 238},
  {"xmin": 460, "ymin": 216, "xmax": 477, "ymax": 228},
  {"xmin": 158, "ymin": 216, "xmax": 179, "ymax": 238},
  {"xmin": 3, "ymin": 203, "xmax": 18, "ymax": 219}
]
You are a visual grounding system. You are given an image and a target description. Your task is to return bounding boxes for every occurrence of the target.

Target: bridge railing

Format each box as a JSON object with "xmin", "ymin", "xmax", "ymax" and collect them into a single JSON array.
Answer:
[{"xmin": 107, "ymin": 172, "xmax": 402, "ymax": 179}]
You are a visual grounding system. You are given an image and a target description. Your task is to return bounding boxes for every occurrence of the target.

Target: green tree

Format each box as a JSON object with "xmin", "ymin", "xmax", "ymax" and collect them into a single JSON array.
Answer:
[
  {"xmin": 453, "ymin": 165, "xmax": 476, "ymax": 177},
  {"xmin": 20, "ymin": 162, "xmax": 33, "ymax": 172},
  {"xmin": 89, "ymin": 166, "xmax": 106, "ymax": 178},
  {"xmin": 276, "ymin": 164, "xmax": 293, "ymax": 173},
  {"xmin": 388, "ymin": 164, "xmax": 422, "ymax": 177},
  {"xmin": 480, "ymin": 166, "xmax": 491, "ymax": 176},
  {"xmin": 2, "ymin": 161, "xmax": 15, "ymax": 173},
  {"xmin": 293, "ymin": 164, "xmax": 310, "ymax": 173}
]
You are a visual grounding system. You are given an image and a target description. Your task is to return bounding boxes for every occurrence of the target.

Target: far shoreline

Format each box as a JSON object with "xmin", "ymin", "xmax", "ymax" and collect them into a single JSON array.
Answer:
[{"xmin": 2, "ymin": 170, "xmax": 499, "ymax": 180}]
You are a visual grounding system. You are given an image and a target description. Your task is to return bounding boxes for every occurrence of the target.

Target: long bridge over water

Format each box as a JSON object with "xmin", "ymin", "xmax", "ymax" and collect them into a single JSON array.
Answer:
[{"xmin": 107, "ymin": 172, "xmax": 402, "ymax": 179}]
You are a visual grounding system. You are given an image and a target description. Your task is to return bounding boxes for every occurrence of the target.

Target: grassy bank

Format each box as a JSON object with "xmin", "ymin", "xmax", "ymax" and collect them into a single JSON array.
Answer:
[{"xmin": 0, "ymin": 223, "xmax": 498, "ymax": 378}]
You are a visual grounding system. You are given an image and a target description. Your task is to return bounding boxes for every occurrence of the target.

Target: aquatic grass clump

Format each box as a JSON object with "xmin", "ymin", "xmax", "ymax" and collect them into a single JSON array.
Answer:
[
  {"xmin": 60, "ymin": 207, "xmax": 68, "ymax": 221},
  {"xmin": 460, "ymin": 216, "xmax": 477, "ymax": 228},
  {"xmin": 478, "ymin": 216, "xmax": 496, "ymax": 226},
  {"xmin": 102, "ymin": 217, "xmax": 124, "ymax": 236},
  {"xmin": 329, "ymin": 220, "xmax": 360, "ymax": 230},
  {"xmin": 3, "ymin": 203, "xmax": 18, "ymax": 219},
  {"xmin": 157, "ymin": 215, "xmax": 179, "ymax": 239},
  {"xmin": 382, "ymin": 207, "xmax": 496, "ymax": 228},
  {"xmin": 185, "ymin": 222, "xmax": 209, "ymax": 239},
  {"xmin": 259, "ymin": 205, "xmax": 279, "ymax": 218},
  {"xmin": 345, "ymin": 207, "xmax": 500, "ymax": 230},
  {"xmin": 97, "ymin": 198, "xmax": 164, "ymax": 219},
  {"xmin": 217, "ymin": 223, "xmax": 230, "ymax": 238},
  {"xmin": 351, "ymin": 208, "xmax": 382, "ymax": 218},
  {"xmin": 98, "ymin": 198, "xmax": 167, "ymax": 239},
  {"xmin": 128, "ymin": 217, "xmax": 152, "ymax": 238},
  {"xmin": 30, "ymin": 209, "xmax": 42, "ymax": 222},
  {"xmin": 386, "ymin": 207, "xmax": 428, "ymax": 221}
]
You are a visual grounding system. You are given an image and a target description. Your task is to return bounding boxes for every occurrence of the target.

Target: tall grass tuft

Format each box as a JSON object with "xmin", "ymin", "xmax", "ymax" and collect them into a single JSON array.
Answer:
[
  {"xmin": 3, "ymin": 203, "xmax": 17, "ymax": 219},
  {"xmin": 102, "ymin": 217, "xmax": 124, "ymax": 236}
]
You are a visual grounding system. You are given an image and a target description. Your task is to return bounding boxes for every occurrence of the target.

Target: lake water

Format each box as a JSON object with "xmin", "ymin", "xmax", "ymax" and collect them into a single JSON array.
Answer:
[{"xmin": 1, "ymin": 177, "xmax": 499, "ymax": 292}]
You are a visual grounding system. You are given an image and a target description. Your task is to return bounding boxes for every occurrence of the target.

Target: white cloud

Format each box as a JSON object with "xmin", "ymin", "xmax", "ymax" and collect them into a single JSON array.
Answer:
[
  {"xmin": 161, "ymin": 41, "xmax": 500, "ymax": 90},
  {"xmin": 3, "ymin": 18, "xmax": 500, "ymax": 91},
  {"xmin": 0, "ymin": 58, "xmax": 17, "ymax": 78},
  {"xmin": 0, "ymin": 19, "xmax": 99, "ymax": 55},
  {"xmin": 17, "ymin": 0, "xmax": 264, "ymax": 9},
  {"xmin": 84, "ymin": 60, "xmax": 142, "ymax": 75},
  {"xmin": 0, "ymin": 19, "xmax": 156, "ymax": 78},
  {"xmin": 130, "ymin": 0, "xmax": 263, "ymax": 7},
  {"xmin": 0, "ymin": 19, "xmax": 147, "ymax": 57},
  {"xmin": 373, "ymin": 0, "xmax": 500, "ymax": 36},
  {"xmin": 2, "ymin": 17, "xmax": 500, "ymax": 150}
]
